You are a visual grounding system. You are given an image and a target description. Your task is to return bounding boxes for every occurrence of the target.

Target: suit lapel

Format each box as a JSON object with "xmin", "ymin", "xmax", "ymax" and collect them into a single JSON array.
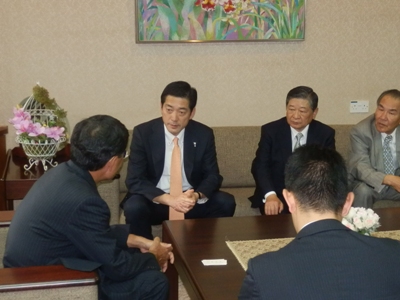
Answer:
[
  {"xmin": 281, "ymin": 119, "xmax": 293, "ymax": 157},
  {"xmin": 306, "ymin": 120, "xmax": 317, "ymax": 144},
  {"xmin": 183, "ymin": 121, "xmax": 195, "ymax": 179},
  {"xmin": 371, "ymin": 119, "xmax": 384, "ymax": 171},
  {"xmin": 395, "ymin": 126, "xmax": 400, "ymax": 167},
  {"xmin": 150, "ymin": 119, "xmax": 166, "ymax": 179}
]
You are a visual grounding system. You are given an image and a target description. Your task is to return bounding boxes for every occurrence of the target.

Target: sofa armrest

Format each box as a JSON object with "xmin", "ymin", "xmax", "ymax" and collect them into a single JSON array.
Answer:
[{"xmin": 0, "ymin": 265, "xmax": 98, "ymax": 299}]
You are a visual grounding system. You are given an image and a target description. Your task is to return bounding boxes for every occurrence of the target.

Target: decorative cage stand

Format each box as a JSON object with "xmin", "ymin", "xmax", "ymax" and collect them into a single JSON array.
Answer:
[
  {"xmin": 16, "ymin": 90, "xmax": 67, "ymax": 171},
  {"xmin": 17, "ymin": 136, "xmax": 66, "ymax": 171}
]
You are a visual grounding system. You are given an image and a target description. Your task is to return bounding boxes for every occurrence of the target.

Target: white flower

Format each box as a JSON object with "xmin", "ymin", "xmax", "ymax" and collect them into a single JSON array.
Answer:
[
  {"xmin": 342, "ymin": 207, "xmax": 380, "ymax": 235},
  {"xmin": 342, "ymin": 218, "xmax": 356, "ymax": 231},
  {"xmin": 346, "ymin": 207, "xmax": 357, "ymax": 219}
]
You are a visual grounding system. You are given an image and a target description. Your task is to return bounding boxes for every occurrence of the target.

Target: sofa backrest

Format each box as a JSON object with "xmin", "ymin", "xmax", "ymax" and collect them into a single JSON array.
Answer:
[
  {"xmin": 119, "ymin": 124, "xmax": 353, "ymax": 191},
  {"xmin": 213, "ymin": 126, "xmax": 260, "ymax": 187},
  {"xmin": 333, "ymin": 124, "xmax": 352, "ymax": 162}
]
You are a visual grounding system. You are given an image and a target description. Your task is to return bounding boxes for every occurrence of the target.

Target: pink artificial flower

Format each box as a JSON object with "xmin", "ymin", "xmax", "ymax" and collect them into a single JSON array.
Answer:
[
  {"xmin": 9, "ymin": 107, "xmax": 31, "ymax": 125},
  {"xmin": 14, "ymin": 119, "xmax": 35, "ymax": 135},
  {"xmin": 44, "ymin": 126, "xmax": 65, "ymax": 141},
  {"xmin": 28, "ymin": 122, "xmax": 46, "ymax": 137}
]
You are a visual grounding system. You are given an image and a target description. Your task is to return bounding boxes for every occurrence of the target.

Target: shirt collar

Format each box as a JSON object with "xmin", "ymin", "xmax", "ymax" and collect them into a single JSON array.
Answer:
[
  {"xmin": 381, "ymin": 128, "xmax": 397, "ymax": 143},
  {"xmin": 163, "ymin": 125, "xmax": 185, "ymax": 145},
  {"xmin": 290, "ymin": 124, "xmax": 309, "ymax": 139}
]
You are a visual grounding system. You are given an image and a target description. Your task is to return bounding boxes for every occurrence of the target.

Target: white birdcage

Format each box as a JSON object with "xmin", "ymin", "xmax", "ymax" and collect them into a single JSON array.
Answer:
[{"xmin": 16, "ymin": 93, "xmax": 67, "ymax": 171}]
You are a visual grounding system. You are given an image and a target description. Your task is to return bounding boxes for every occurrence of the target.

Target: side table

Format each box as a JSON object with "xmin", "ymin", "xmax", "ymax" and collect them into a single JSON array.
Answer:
[{"xmin": 0, "ymin": 146, "xmax": 70, "ymax": 210}]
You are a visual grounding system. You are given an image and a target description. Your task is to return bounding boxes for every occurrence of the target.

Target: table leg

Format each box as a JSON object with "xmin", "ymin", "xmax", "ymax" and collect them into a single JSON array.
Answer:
[
  {"xmin": 162, "ymin": 222, "xmax": 179, "ymax": 299},
  {"xmin": 165, "ymin": 262, "xmax": 178, "ymax": 300}
]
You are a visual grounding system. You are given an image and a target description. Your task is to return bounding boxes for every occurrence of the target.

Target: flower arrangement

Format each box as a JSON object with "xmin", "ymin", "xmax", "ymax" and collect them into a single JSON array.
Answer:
[
  {"xmin": 9, "ymin": 84, "xmax": 68, "ymax": 171},
  {"xmin": 9, "ymin": 85, "xmax": 67, "ymax": 143},
  {"xmin": 342, "ymin": 207, "xmax": 381, "ymax": 236}
]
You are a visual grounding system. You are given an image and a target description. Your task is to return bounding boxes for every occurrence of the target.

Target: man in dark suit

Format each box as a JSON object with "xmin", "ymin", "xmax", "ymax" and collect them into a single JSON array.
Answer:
[
  {"xmin": 349, "ymin": 89, "xmax": 400, "ymax": 208},
  {"xmin": 122, "ymin": 81, "xmax": 235, "ymax": 239},
  {"xmin": 4, "ymin": 115, "xmax": 174, "ymax": 300},
  {"xmin": 249, "ymin": 86, "xmax": 335, "ymax": 215},
  {"xmin": 240, "ymin": 145, "xmax": 400, "ymax": 299}
]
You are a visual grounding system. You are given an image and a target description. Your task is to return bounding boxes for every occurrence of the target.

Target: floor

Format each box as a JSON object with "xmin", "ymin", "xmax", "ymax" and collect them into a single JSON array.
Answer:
[{"xmin": 179, "ymin": 277, "xmax": 190, "ymax": 299}]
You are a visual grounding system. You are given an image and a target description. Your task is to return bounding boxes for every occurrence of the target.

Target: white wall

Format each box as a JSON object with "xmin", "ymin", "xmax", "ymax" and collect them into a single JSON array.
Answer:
[{"xmin": 1, "ymin": 0, "xmax": 400, "ymax": 147}]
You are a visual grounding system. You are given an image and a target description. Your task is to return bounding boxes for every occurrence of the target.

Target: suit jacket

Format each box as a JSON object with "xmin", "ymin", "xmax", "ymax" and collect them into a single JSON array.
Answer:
[
  {"xmin": 348, "ymin": 114, "xmax": 400, "ymax": 191},
  {"xmin": 249, "ymin": 117, "xmax": 335, "ymax": 208},
  {"xmin": 3, "ymin": 161, "xmax": 160, "ymax": 294},
  {"xmin": 125, "ymin": 118, "xmax": 222, "ymax": 200},
  {"xmin": 239, "ymin": 219, "xmax": 400, "ymax": 299}
]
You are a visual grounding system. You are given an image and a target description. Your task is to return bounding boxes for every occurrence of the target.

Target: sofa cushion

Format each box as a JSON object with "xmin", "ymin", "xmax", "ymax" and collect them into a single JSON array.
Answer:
[{"xmin": 221, "ymin": 187, "xmax": 260, "ymax": 216}]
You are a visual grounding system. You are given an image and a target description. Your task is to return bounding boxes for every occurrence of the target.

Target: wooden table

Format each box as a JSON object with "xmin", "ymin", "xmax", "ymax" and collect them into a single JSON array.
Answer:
[
  {"xmin": 0, "ymin": 146, "xmax": 70, "ymax": 210},
  {"xmin": 162, "ymin": 207, "xmax": 400, "ymax": 300}
]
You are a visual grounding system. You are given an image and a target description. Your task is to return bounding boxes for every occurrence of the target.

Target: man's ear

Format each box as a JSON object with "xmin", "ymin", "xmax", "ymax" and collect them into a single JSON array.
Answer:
[
  {"xmin": 341, "ymin": 192, "xmax": 354, "ymax": 217},
  {"xmin": 190, "ymin": 107, "xmax": 196, "ymax": 119},
  {"xmin": 283, "ymin": 189, "xmax": 296, "ymax": 214},
  {"xmin": 312, "ymin": 107, "xmax": 319, "ymax": 119},
  {"xmin": 103, "ymin": 156, "xmax": 119, "ymax": 177}
]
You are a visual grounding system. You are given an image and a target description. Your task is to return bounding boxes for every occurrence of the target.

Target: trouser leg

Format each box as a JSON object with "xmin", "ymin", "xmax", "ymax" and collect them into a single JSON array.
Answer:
[
  {"xmin": 122, "ymin": 194, "xmax": 154, "ymax": 239},
  {"xmin": 352, "ymin": 181, "xmax": 377, "ymax": 208},
  {"xmin": 99, "ymin": 269, "xmax": 169, "ymax": 300},
  {"xmin": 186, "ymin": 190, "xmax": 236, "ymax": 219}
]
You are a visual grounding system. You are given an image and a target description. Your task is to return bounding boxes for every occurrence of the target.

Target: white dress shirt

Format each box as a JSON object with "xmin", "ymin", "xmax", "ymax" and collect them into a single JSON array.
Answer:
[
  {"xmin": 156, "ymin": 125, "xmax": 208, "ymax": 203},
  {"xmin": 290, "ymin": 125, "xmax": 309, "ymax": 152}
]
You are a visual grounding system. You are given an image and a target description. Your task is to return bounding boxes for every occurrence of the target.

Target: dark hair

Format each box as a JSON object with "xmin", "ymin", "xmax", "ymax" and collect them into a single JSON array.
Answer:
[
  {"xmin": 284, "ymin": 145, "xmax": 349, "ymax": 214},
  {"xmin": 376, "ymin": 89, "xmax": 400, "ymax": 105},
  {"xmin": 286, "ymin": 86, "xmax": 318, "ymax": 111},
  {"xmin": 160, "ymin": 81, "xmax": 197, "ymax": 111},
  {"xmin": 70, "ymin": 115, "xmax": 128, "ymax": 171}
]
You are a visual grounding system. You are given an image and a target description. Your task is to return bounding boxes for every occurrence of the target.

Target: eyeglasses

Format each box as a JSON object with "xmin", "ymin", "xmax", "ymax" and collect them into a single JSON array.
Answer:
[{"xmin": 120, "ymin": 150, "xmax": 129, "ymax": 159}]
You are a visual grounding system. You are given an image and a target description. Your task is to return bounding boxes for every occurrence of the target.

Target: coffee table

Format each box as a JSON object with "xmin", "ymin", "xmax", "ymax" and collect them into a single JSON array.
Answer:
[{"xmin": 162, "ymin": 207, "xmax": 400, "ymax": 300}]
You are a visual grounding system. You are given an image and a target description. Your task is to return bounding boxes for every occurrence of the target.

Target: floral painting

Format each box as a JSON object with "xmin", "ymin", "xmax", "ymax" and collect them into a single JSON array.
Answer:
[{"xmin": 136, "ymin": 0, "xmax": 305, "ymax": 43}]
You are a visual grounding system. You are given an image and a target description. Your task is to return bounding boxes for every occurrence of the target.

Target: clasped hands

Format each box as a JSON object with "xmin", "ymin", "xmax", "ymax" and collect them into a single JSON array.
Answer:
[
  {"xmin": 169, "ymin": 189, "xmax": 197, "ymax": 213},
  {"xmin": 146, "ymin": 237, "xmax": 174, "ymax": 272},
  {"xmin": 128, "ymin": 235, "xmax": 174, "ymax": 272}
]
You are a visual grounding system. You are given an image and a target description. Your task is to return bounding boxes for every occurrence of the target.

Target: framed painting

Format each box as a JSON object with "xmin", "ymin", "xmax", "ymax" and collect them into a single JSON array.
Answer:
[{"xmin": 136, "ymin": 0, "xmax": 306, "ymax": 43}]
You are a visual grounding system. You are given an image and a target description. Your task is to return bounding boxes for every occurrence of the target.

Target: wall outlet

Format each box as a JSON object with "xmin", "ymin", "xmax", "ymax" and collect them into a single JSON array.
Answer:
[{"xmin": 350, "ymin": 100, "xmax": 369, "ymax": 113}]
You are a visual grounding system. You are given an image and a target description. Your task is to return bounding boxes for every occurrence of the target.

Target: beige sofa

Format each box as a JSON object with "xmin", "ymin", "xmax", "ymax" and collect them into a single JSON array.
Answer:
[
  {"xmin": 98, "ymin": 124, "xmax": 400, "ymax": 228},
  {"xmin": 0, "ymin": 216, "xmax": 98, "ymax": 299}
]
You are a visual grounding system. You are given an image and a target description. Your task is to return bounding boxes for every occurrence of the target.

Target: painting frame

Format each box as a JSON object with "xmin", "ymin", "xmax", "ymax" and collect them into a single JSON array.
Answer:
[{"xmin": 135, "ymin": 0, "xmax": 306, "ymax": 43}]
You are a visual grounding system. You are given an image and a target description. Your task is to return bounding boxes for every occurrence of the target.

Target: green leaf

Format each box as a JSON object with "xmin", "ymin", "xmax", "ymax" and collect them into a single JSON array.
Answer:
[
  {"xmin": 188, "ymin": 12, "xmax": 206, "ymax": 40},
  {"xmin": 157, "ymin": 5, "xmax": 178, "ymax": 40}
]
